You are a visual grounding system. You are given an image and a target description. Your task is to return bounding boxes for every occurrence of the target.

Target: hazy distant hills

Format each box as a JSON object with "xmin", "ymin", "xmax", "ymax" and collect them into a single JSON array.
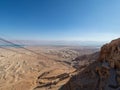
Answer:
[{"xmin": 0, "ymin": 40, "xmax": 106, "ymax": 47}]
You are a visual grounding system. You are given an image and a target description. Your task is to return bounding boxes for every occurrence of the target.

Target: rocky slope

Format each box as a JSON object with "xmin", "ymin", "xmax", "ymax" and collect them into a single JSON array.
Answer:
[
  {"xmin": 59, "ymin": 38, "xmax": 120, "ymax": 90},
  {"xmin": 0, "ymin": 46, "xmax": 97, "ymax": 90},
  {"xmin": 71, "ymin": 52, "xmax": 99, "ymax": 69},
  {"xmin": 33, "ymin": 47, "xmax": 98, "ymax": 90}
]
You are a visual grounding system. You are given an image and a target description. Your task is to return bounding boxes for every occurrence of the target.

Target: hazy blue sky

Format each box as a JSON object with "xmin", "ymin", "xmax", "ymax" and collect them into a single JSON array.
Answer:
[{"xmin": 0, "ymin": 0, "xmax": 120, "ymax": 41}]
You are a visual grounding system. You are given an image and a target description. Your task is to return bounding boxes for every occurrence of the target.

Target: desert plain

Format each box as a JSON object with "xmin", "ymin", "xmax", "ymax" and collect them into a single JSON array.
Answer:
[{"xmin": 0, "ymin": 46, "xmax": 98, "ymax": 90}]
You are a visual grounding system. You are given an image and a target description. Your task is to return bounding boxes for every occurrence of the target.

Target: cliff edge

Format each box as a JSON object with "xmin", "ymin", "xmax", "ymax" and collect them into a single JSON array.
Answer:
[{"xmin": 59, "ymin": 38, "xmax": 120, "ymax": 90}]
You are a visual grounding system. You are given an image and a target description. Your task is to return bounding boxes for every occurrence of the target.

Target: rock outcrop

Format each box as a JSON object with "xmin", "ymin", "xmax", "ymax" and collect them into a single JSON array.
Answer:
[
  {"xmin": 59, "ymin": 38, "xmax": 120, "ymax": 90},
  {"xmin": 72, "ymin": 52, "xmax": 99, "ymax": 69},
  {"xmin": 98, "ymin": 38, "xmax": 120, "ymax": 69}
]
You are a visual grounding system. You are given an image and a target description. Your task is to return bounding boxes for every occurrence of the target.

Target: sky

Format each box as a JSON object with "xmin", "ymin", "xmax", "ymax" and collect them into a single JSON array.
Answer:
[{"xmin": 0, "ymin": 0, "xmax": 120, "ymax": 42}]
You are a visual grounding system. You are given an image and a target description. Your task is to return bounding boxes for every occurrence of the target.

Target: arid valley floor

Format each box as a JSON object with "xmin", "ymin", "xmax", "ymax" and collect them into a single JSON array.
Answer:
[{"xmin": 0, "ymin": 46, "xmax": 98, "ymax": 90}]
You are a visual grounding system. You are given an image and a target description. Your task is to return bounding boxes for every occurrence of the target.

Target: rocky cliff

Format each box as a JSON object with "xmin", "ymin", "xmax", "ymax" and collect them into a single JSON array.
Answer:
[
  {"xmin": 98, "ymin": 38, "xmax": 120, "ymax": 69},
  {"xmin": 59, "ymin": 38, "xmax": 120, "ymax": 90}
]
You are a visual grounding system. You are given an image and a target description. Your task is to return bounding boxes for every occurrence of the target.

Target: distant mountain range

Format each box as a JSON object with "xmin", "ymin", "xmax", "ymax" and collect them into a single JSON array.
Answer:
[{"xmin": 0, "ymin": 40, "xmax": 106, "ymax": 47}]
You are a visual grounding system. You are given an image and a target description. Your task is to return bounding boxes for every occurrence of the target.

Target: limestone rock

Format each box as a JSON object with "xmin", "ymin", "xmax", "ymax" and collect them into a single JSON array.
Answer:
[{"xmin": 60, "ymin": 38, "xmax": 120, "ymax": 90}]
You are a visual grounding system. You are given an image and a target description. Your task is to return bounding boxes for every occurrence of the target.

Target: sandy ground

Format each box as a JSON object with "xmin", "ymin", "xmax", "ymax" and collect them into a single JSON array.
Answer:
[{"xmin": 0, "ymin": 46, "xmax": 98, "ymax": 90}]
